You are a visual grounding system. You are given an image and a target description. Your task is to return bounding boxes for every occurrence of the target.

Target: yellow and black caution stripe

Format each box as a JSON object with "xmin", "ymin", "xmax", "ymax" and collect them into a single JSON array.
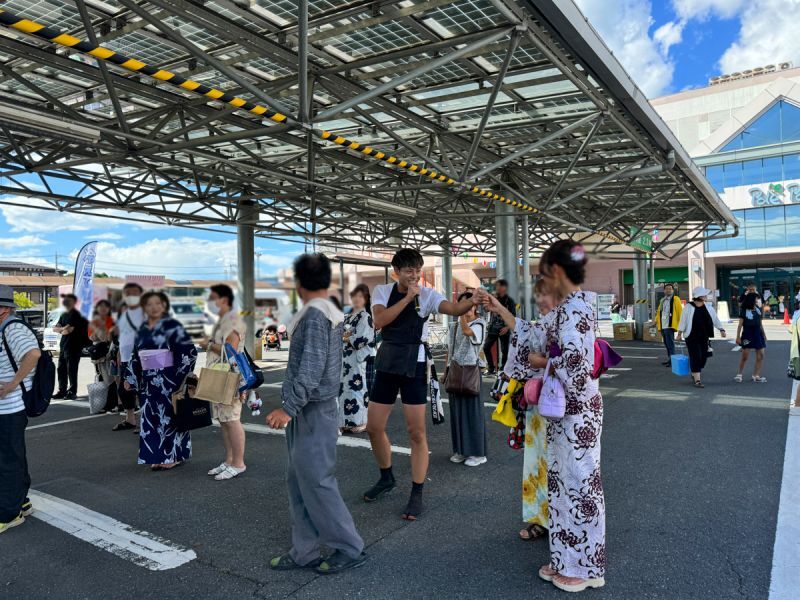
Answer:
[
  {"xmin": 0, "ymin": 8, "xmax": 647, "ymax": 249},
  {"xmin": 0, "ymin": 9, "xmax": 544, "ymax": 210}
]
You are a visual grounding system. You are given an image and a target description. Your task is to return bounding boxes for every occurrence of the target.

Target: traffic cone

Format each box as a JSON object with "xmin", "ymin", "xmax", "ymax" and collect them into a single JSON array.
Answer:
[{"xmin": 785, "ymin": 308, "xmax": 791, "ymax": 325}]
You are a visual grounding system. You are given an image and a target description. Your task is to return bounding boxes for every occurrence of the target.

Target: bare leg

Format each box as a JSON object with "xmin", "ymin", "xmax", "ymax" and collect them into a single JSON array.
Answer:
[
  {"xmin": 226, "ymin": 421, "xmax": 246, "ymax": 469},
  {"xmin": 754, "ymin": 349, "xmax": 765, "ymax": 378},
  {"xmin": 402, "ymin": 404, "xmax": 429, "ymax": 484},
  {"xmin": 220, "ymin": 423, "xmax": 232, "ymax": 465},
  {"xmin": 737, "ymin": 349, "xmax": 750, "ymax": 375},
  {"xmin": 366, "ymin": 402, "xmax": 393, "ymax": 469}
]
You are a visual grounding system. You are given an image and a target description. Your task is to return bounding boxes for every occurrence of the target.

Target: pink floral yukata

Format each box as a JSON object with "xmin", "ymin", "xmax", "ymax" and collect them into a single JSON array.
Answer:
[{"xmin": 544, "ymin": 291, "xmax": 605, "ymax": 579}]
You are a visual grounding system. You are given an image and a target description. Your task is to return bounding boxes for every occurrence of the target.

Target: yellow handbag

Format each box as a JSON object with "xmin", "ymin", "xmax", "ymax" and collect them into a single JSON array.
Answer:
[{"xmin": 492, "ymin": 379, "xmax": 521, "ymax": 428}]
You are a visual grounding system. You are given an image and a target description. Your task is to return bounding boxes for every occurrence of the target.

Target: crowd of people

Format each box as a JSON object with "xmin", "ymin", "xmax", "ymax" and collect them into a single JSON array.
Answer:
[{"xmin": 4, "ymin": 241, "xmax": 797, "ymax": 590}]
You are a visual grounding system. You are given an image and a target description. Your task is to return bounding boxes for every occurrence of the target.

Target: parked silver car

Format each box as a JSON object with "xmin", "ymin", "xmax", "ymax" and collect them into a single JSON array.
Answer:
[{"xmin": 170, "ymin": 302, "xmax": 209, "ymax": 339}]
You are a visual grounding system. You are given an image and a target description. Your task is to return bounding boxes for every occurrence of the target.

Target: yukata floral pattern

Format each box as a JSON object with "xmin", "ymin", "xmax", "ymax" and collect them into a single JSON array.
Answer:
[
  {"xmin": 522, "ymin": 314, "xmax": 554, "ymax": 528},
  {"xmin": 338, "ymin": 309, "xmax": 376, "ymax": 428},
  {"xmin": 126, "ymin": 317, "xmax": 197, "ymax": 465},
  {"xmin": 544, "ymin": 291, "xmax": 605, "ymax": 579}
]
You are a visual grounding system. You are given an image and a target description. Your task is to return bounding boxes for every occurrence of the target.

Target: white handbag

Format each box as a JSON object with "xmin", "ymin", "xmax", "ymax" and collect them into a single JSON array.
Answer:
[{"xmin": 87, "ymin": 377, "xmax": 109, "ymax": 414}]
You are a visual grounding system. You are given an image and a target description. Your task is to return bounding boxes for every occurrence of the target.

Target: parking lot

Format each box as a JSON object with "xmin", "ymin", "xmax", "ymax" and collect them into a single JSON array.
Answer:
[{"xmin": 0, "ymin": 334, "xmax": 794, "ymax": 599}]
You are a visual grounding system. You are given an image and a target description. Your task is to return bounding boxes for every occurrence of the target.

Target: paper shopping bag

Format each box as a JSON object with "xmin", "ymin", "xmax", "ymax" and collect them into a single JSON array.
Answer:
[{"xmin": 193, "ymin": 366, "xmax": 239, "ymax": 405}]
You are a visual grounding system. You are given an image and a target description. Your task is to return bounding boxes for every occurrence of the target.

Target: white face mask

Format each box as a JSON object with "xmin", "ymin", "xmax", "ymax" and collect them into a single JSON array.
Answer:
[
  {"xmin": 207, "ymin": 301, "xmax": 221, "ymax": 316},
  {"xmin": 125, "ymin": 295, "xmax": 141, "ymax": 307}
]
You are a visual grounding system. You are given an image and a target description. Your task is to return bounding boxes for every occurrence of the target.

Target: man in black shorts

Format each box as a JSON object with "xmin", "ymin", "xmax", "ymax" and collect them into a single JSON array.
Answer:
[{"xmin": 364, "ymin": 248, "xmax": 485, "ymax": 520}]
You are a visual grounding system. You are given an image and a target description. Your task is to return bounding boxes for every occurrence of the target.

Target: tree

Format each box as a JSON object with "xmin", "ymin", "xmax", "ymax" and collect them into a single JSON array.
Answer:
[
  {"xmin": 47, "ymin": 297, "xmax": 59, "ymax": 312},
  {"xmin": 14, "ymin": 292, "xmax": 35, "ymax": 309}
]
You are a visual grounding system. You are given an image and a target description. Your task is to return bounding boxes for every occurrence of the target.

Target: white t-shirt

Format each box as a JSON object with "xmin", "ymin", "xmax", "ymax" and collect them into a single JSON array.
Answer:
[
  {"xmin": 118, "ymin": 306, "xmax": 144, "ymax": 363},
  {"xmin": 0, "ymin": 320, "xmax": 39, "ymax": 415},
  {"xmin": 373, "ymin": 283, "xmax": 447, "ymax": 362}
]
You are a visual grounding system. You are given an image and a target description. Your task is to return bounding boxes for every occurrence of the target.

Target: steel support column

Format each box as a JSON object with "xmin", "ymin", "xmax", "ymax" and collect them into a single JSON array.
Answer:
[
  {"xmin": 632, "ymin": 252, "xmax": 648, "ymax": 339},
  {"xmin": 495, "ymin": 202, "xmax": 519, "ymax": 303},
  {"xmin": 237, "ymin": 200, "xmax": 257, "ymax": 355},
  {"xmin": 441, "ymin": 244, "xmax": 453, "ymax": 329},
  {"xmin": 521, "ymin": 215, "xmax": 532, "ymax": 320},
  {"xmin": 650, "ymin": 254, "xmax": 656, "ymax": 321}
]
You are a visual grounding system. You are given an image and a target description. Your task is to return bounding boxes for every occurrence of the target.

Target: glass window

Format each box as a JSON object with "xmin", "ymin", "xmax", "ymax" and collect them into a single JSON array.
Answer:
[
  {"xmin": 721, "ymin": 102, "xmax": 782, "ymax": 151},
  {"xmin": 763, "ymin": 157, "xmax": 783, "ymax": 182},
  {"xmin": 781, "ymin": 100, "xmax": 800, "ymax": 141},
  {"xmin": 727, "ymin": 229, "xmax": 747, "ymax": 251},
  {"xmin": 724, "ymin": 161, "xmax": 743, "ymax": 188},
  {"xmin": 744, "ymin": 207, "xmax": 765, "ymax": 225},
  {"xmin": 765, "ymin": 207, "xmax": 787, "ymax": 247},
  {"xmin": 745, "ymin": 226, "xmax": 767, "ymax": 248},
  {"xmin": 784, "ymin": 154, "xmax": 800, "ymax": 180},
  {"xmin": 705, "ymin": 165, "xmax": 724, "ymax": 192},
  {"xmin": 785, "ymin": 204, "xmax": 800, "ymax": 224},
  {"xmin": 742, "ymin": 159, "xmax": 762, "ymax": 184}
]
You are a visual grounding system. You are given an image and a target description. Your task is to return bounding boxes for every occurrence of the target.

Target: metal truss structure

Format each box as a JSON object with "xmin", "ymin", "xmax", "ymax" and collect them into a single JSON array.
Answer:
[{"xmin": 0, "ymin": 0, "xmax": 738, "ymax": 259}]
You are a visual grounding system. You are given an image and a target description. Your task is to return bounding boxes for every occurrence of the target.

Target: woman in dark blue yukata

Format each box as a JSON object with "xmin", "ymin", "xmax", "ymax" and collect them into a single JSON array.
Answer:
[{"xmin": 125, "ymin": 291, "xmax": 197, "ymax": 470}]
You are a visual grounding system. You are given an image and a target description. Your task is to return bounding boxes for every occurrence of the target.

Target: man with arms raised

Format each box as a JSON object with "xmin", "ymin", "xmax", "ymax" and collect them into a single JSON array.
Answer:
[{"xmin": 364, "ymin": 248, "xmax": 485, "ymax": 520}]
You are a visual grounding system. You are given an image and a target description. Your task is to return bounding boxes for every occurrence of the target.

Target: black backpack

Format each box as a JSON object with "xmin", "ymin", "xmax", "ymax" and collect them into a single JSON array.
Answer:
[{"xmin": 1, "ymin": 318, "xmax": 56, "ymax": 417}]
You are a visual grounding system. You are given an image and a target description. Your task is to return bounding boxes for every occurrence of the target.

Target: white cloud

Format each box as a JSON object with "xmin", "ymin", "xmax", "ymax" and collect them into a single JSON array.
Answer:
[
  {"xmin": 718, "ymin": 0, "xmax": 800, "ymax": 73},
  {"xmin": 77, "ymin": 238, "xmax": 295, "ymax": 278},
  {"xmin": 0, "ymin": 235, "xmax": 51, "ymax": 248},
  {"xmin": 654, "ymin": 20, "xmax": 685, "ymax": 55},
  {"xmin": 574, "ymin": 0, "xmax": 675, "ymax": 97},
  {"xmin": 88, "ymin": 233, "xmax": 123, "ymax": 240},
  {"xmin": 672, "ymin": 0, "xmax": 746, "ymax": 20},
  {"xmin": 0, "ymin": 198, "xmax": 122, "ymax": 233}
]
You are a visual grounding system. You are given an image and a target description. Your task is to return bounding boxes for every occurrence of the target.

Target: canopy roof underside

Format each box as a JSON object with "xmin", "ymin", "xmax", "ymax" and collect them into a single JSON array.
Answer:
[{"xmin": 0, "ymin": 0, "xmax": 738, "ymax": 258}]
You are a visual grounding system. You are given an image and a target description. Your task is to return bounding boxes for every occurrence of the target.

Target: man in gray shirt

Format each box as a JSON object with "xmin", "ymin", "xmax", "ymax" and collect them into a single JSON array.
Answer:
[{"xmin": 267, "ymin": 254, "xmax": 366, "ymax": 575}]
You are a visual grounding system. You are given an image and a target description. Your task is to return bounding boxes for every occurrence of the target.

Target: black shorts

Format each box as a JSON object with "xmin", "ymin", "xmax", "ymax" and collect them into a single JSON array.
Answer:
[{"xmin": 370, "ymin": 362, "xmax": 428, "ymax": 406}]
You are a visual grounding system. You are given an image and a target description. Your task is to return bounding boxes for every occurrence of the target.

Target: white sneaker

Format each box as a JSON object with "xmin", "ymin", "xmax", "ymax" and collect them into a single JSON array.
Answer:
[
  {"xmin": 464, "ymin": 456, "xmax": 487, "ymax": 467},
  {"xmin": 450, "ymin": 453, "xmax": 466, "ymax": 463}
]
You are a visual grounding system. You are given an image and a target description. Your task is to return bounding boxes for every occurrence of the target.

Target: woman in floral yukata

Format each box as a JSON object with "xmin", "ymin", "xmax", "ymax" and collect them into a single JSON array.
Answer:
[
  {"xmin": 338, "ymin": 284, "xmax": 376, "ymax": 434},
  {"xmin": 532, "ymin": 240, "xmax": 606, "ymax": 594},
  {"xmin": 125, "ymin": 291, "xmax": 197, "ymax": 471}
]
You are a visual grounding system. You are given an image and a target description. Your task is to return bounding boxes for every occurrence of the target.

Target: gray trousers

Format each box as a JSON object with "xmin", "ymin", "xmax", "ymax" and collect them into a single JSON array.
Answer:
[{"xmin": 286, "ymin": 400, "xmax": 364, "ymax": 565}]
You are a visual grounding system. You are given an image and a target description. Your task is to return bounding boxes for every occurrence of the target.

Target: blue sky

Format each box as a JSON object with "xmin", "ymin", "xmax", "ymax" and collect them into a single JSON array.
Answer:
[{"xmin": 2, "ymin": 0, "xmax": 799, "ymax": 277}]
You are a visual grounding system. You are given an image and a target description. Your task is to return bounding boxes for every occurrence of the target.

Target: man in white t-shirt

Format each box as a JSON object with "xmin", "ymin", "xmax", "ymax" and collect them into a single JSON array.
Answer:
[
  {"xmin": 113, "ymin": 282, "xmax": 144, "ymax": 432},
  {"xmin": 363, "ymin": 248, "xmax": 485, "ymax": 520},
  {"xmin": 0, "ymin": 285, "xmax": 41, "ymax": 534}
]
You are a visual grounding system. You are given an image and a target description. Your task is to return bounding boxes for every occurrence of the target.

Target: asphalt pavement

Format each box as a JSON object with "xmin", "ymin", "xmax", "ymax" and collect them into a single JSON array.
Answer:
[{"xmin": 0, "ymin": 334, "xmax": 794, "ymax": 600}]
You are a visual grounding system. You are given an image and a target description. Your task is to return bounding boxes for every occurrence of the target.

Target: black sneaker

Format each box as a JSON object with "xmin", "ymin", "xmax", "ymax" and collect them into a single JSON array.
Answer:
[
  {"xmin": 52, "ymin": 390, "xmax": 67, "ymax": 400},
  {"xmin": 269, "ymin": 553, "xmax": 323, "ymax": 571},
  {"xmin": 65, "ymin": 392, "xmax": 77, "ymax": 400},
  {"xmin": 662, "ymin": 360, "xmax": 671, "ymax": 367},
  {"xmin": 21, "ymin": 498, "xmax": 32, "ymax": 517},
  {"xmin": 315, "ymin": 551, "xmax": 367, "ymax": 575},
  {"xmin": 363, "ymin": 477, "xmax": 396, "ymax": 502}
]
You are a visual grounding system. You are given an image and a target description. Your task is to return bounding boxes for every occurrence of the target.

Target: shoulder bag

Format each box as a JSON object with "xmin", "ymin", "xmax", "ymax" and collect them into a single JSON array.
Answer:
[
  {"xmin": 538, "ymin": 359, "xmax": 566, "ymax": 419},
  {"xmin": 444, "ymin": 324, "xmax": 481, "ymax": 396}
]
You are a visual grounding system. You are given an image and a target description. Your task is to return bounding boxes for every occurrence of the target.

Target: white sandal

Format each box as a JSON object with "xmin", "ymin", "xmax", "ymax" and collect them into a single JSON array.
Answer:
[
  {"xmin": 207, "ymin": 463, "xmax": 228, "ymax": 476},
  {"xmin": 214, "ymin": 465, "xmax": 246, "ymax": 481},
  {"xmin": 752, "ymin": 375, "xmax": 767, "ymax": 383},
  {"xmin": 552, "ymin": 576, "xmax": 606, "ymax": 592},
  {"xmin": 733, "ymin": 374, "xmax": 743, "ymax": 382}
]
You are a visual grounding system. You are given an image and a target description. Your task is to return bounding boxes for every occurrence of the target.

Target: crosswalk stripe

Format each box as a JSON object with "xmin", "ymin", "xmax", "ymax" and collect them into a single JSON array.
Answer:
[
  {"xmin": 226, "ymin": 422, "xmax": 414, "ymax": 456},
  {"xmin": 27, "ymin": 490, "xmax": 196, "ymax": 571}
]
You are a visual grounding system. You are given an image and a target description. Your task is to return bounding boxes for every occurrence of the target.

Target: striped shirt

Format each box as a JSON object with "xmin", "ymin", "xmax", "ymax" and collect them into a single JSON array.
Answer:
[{"xmin": 0, "ymin": 320, "xmax": 39, "ymax": 415}]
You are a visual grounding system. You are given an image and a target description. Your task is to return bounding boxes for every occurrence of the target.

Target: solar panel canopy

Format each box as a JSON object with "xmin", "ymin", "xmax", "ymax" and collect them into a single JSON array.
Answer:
[{"xmin": 0, "ymin": 0, "xmax": 737, "ymax": 258}]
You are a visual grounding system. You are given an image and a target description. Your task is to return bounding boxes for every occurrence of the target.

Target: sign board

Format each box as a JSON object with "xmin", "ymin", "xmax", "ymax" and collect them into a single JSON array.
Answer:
[
  {"xmin": 718, "ymin": 178, "xmax": 800, "ymax": 210},
  {"xmin": 629, "ymin": 228, "xmax": 653, "ymax": 253},
  {"xmin": 125, "ymin": 275, "xmax": 166, "ymax": 290},
  {"xmin": 597, "ymin": 293, "xmax": 615, "ymax": 320}
]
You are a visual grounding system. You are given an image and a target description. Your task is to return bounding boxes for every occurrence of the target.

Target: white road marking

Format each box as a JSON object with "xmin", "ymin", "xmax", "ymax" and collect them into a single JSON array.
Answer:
[
  {"xmin": 50, "ymin": 399, "xmax": 90, "ymax": 408},
  {"xmin": 27, "ymin": 414, "xmax": 104, "ymax": 430},
  {"xmin": 611, "ymin": 346, "xmax": 662, "ymax": 351},
  {"xmin": 228, "ymin": 422, "xmax": 414, "ymax": 456},
  {"xmin": 769, "ymin": 407, "xmax": 800, "ymax": 599},
  {"xmin": 608, "ymin": 367, "xmax": 632, "ymax": 371},
  {"xmin": 441, "ymin": 397, "xmax": 498, "ymax": 409},
  {"xmin": 619, "ymin": 355, "xmax": 660, "ymax": 360},
  {"xmin": 599, "ymin": 374, "xmax": 618, "ymax": 379},
  {"xmin": 27, "ymin": 490, "xmax": 196, "ymax": 571}
]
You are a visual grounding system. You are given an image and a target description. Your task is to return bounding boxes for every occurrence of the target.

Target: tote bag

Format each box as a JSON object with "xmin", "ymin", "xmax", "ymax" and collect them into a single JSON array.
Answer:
[
  {"xmin": 194, "ymin": 350, "xmax": 239, "ymax": 405},
  {"xmin": 538, "ymin": 360, "xmax": 566, "ymax": 419}
]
